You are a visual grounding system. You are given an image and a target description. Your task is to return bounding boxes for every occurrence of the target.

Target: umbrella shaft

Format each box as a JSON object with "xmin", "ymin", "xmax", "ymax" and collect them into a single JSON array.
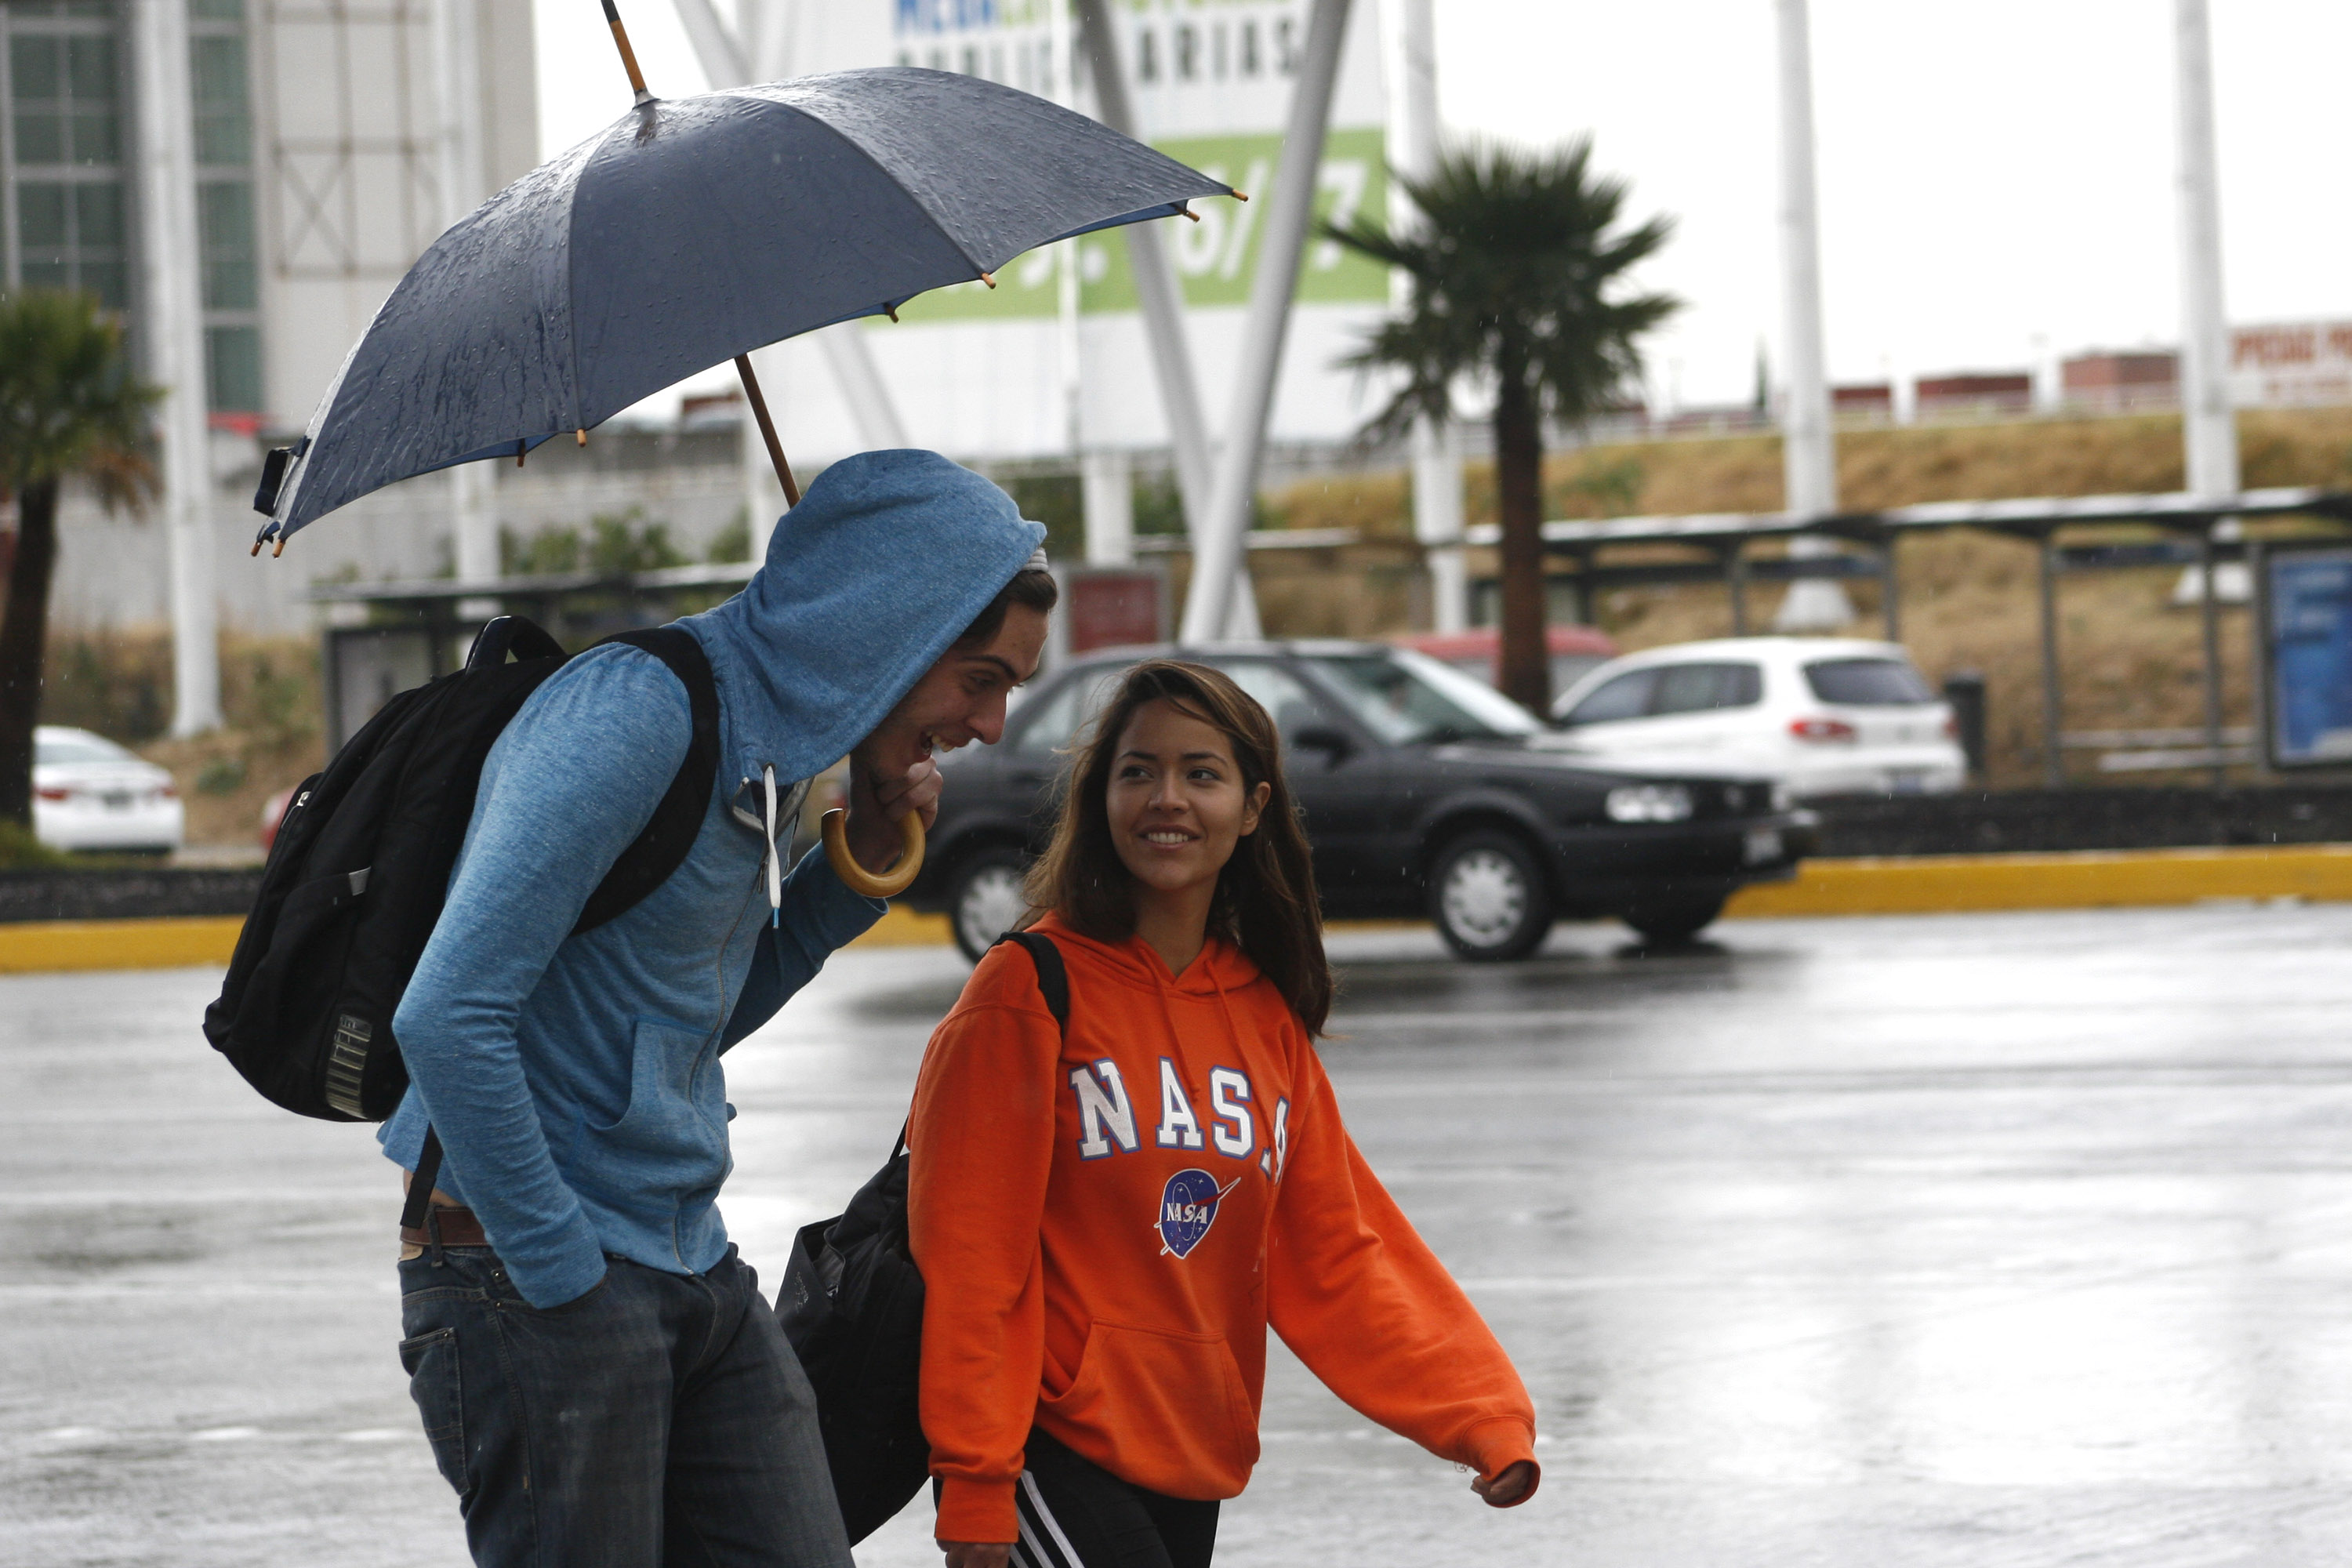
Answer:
[
  {"xmin": 601, "ymin": 0, "xmax": 653, "ymax": 105},
  {"xmin": 735, "ymin": 354, "xmax": 801, "ymax": 510}
]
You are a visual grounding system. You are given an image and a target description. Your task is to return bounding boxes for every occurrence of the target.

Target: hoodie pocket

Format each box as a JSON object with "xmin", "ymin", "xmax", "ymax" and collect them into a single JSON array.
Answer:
[
  {"xmin": 1038, "ymin": 1318, "xmax": 1259, "ymax": 1497},
  {"xmin": 589, "ymin": 1019, "xmax": 729, "ymax": 1175}
]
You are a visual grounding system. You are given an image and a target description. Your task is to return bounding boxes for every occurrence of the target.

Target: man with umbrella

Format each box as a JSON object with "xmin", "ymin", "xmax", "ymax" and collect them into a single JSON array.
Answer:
[
  {"xmin": 387, "ymin": 448, "xmax": 1054, "ymax": 1566},
  {"xmin": 241, "ymin": 45, "xmax": 1233, "ymax": 1563}
]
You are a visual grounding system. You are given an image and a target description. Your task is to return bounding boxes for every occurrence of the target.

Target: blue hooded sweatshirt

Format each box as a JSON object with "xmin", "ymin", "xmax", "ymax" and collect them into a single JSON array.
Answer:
[{"xmin": 383, "ymin": 450, "xmax": 1045, "ymax": 1308}]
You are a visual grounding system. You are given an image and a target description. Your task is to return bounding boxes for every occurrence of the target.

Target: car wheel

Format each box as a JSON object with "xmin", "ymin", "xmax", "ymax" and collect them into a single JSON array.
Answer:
[
  {"xmin": 947, "ymin": 847, "xmax": 1032, "ymax": 963},
  {"xmin": 1621, "ymin": 893, "xmax": 1728, "ymax": 946},
  {"xmin": 1428, "ymin": 830, "xmax": 1555, "ymax": 962}
]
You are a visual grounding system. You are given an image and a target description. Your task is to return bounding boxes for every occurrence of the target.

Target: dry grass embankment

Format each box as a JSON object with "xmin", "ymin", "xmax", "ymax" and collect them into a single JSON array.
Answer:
[
  {"xmin": 1259, "ymin": 408, "xmax": 2352, "ymax": 787},
  {"xmin": 41, "ymin": 629, "xmax": 319, "ymax": 851}
]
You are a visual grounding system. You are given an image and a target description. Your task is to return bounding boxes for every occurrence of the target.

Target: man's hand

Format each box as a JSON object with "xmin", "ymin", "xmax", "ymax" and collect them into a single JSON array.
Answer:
[
  {"xmin": 843, "ymin": 750, "xmax": 942, "ymax": 874},
  {"xmin": 1472, "ymin": 1459, "xmax": 1538, "ymax": 1508},
  {"xmin": 939, "ymin": 1543, "xmax": 1011, "ymax": 1568}
]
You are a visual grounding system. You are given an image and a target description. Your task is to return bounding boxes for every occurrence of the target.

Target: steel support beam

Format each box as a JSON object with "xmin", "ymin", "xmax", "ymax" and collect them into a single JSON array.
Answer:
[
  {"xmin": 135, "ymin": 0, "xmax": 220, "ymax": 735},
  {"xmin": 1179, "ymin": 0, "xmax": 1351, "ymax": 644},
  {"xmin": 434, "ymin": 0, "xmax": 498, "ymax": 587},
  {"xmin": 1072, "ymin": 0, "xmax": 1243, "ymax": 635}
]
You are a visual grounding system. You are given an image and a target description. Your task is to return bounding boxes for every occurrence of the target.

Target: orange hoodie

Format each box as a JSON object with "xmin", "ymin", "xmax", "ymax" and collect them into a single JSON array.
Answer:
[{"xmin": 909, "ymin": 913, "xmax": 1539, "ymax": 1544}]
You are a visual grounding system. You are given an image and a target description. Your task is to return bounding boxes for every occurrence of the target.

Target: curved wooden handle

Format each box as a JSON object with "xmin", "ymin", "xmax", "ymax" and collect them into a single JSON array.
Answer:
[{"xmin": 821, "ymin": 807, "xmax": 924, "ymax": 898}]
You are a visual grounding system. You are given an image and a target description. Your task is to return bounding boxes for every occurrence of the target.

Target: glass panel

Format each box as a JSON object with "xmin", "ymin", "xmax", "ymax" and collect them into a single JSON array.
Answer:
[
  {"xmin": 68, "ymin": 107, "xmax": 115, "ymax": 163},
  {"xmin": 73, "ymin": 179, "xmax": 119, "ymax": 245},
  {"xmin": 38, "ymin": 733, "xmax": 133, "ymax": 764},
  {"xmin": 12, "ymin": 35, "xmax": 59, "ymax": 101},
  {"xmin": 1211, "ymin": 661, "xmax": 1329, "ymax": 746},
  {"xmin": 13, "ymin": 111, "xmax": 61, "ymax": 164},
  {"xmin": 18, "ymin": 256, "xmax": 67, "ymax": 289},
  {"xmin": 1563, "ymin": 669, "xmax": 1657, "ymax": 725},
  {"xmin": 16, "ymin": 180, "xmax": 65, "ymax": 245},
  {"xmin": 65, "ymin": 34, "xmax": 113, "ymax": 100},
  {"xmin": 197, "ymin": 180, "xmax": 254, "ymax": 306},
  {"xmin": 190, "ymin": 0, "xmax": 244, "ymax": 17},
  {"xmin": 1308, "ymin": 649, "xmax": 1540, "ymax": 744},
  {"xmin": 190, "ymin": 34, "xmax": 248, "ymax": 165},
  {"xmin": 1803, "ymin": 658, "xmax": 1935, "ymax": 706},
  {"xmin": 79, "ymin": 256, "xmax": 122, "ymax": 306},
  {"xmin": 1011, "ymin": 667, "xmax": 1124, "ymax": 756},
  {"xmin": 1652, "ymin": 662, "xmax": 1765, "ymax": 716},
  {"xmin": 205, "ymin": 323, "xmax": 260, "ymax": 412}
]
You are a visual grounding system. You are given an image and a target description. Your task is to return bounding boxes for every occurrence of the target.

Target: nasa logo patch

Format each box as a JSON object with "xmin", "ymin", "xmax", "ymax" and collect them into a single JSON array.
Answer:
[{"xmin": 1156, "ymin": 1168, "xmax": 1237, "ymax": 1258}]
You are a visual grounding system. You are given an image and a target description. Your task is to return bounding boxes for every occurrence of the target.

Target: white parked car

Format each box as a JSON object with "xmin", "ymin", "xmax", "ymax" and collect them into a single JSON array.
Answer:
[
  {"xmin": 32, "ymin": 725, "xmax": 183, "ymax": 854},
  {"xmin": 1542, "ymin": 637, "xmax": 1965, "ymax": 800}
]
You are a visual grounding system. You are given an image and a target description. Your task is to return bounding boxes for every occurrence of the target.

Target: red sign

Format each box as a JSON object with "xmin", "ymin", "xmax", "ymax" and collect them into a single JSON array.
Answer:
[{"xmin": 1065, "ymin": 570, "xmax": 1163, "ymax": 653}]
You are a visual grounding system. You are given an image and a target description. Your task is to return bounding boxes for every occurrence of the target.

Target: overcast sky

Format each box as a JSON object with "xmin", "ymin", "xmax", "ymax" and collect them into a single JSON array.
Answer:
[{"xmin": 535, "ymin": 1, "xmax": 2351, "ymax": 410}]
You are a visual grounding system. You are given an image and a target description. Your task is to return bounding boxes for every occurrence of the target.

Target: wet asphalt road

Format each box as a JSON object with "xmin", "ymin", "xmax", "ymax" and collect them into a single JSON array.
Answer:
[{"xmin": 6, "ymin": 904, "xmax": 2352, "ymax": 1566}]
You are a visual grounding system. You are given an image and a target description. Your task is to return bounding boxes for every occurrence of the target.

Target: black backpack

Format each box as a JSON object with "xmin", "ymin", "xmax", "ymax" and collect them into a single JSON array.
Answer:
[
  {"xmin": 777, "ymin": 931, "xmax": 1068, "ymax": 1545},
  {"xmin": 201, "ymin": 615, "xmax": 720, "ymax": 1192}
]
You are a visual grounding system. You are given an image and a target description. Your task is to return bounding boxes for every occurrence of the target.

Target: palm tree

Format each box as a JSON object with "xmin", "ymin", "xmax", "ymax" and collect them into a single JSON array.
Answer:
[
  {"xmin": 1327, "ymin": 138, "xmax": 1678, "ymax": 714},
  {"xmin": 0, "ymin": 290, "xmax": 160, "ymax": 828}
]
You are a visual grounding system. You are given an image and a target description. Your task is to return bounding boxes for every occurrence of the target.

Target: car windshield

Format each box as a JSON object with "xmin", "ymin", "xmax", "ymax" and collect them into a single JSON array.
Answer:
[
  {"xmin": 1804, "ymin": 657, "xmax": 1935, "ymax": 706},
  {"xmin": 1306, "ymin": 649, "xmax": 1541, "ymax": 744},
  {"xmin": 36, "ymin": 733, "xmax": 135, "ymax": 766}
]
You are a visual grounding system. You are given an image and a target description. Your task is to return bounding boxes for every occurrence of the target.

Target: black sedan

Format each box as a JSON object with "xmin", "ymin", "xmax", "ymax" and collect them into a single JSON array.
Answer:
[{"xmin": 907, "ymin": 641, "xmax": 1816, "ymax": 961}]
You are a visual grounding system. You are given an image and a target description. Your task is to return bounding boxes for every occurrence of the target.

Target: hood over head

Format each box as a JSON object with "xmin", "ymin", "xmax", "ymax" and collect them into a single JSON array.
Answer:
[{"xmin": 681, "ymin": 448, "xmax": 1046, "ymax": 788}]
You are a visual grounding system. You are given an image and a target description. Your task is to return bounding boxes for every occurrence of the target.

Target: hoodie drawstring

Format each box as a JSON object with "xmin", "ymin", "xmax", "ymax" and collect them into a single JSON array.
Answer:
[{"xmin": 762, "ymin": 764, "xmax": 781, "ymax": 927}]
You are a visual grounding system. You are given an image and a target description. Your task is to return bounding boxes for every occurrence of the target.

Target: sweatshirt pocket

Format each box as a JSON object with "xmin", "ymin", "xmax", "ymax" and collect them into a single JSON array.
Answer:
[
  {"xmin": 588, "ymin": 1018, "xmax": 729, "ymax": 1175},
  {"xmin": 1038, "ymin": 1318, "xmax": 1259, "ymax": 1498}
]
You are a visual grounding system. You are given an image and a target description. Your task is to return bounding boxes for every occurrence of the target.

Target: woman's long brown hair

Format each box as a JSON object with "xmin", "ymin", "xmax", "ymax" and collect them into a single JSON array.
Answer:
[{"xmin": 1021, "ymin": 659, "xmax": 1332, "ymax": 1034}]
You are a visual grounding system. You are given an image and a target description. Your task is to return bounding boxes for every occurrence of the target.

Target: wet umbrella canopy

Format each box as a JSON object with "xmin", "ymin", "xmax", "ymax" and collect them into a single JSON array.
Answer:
[{"xmin": 256, "ymin": 68, "xmax": 1232, "ymax": 546}]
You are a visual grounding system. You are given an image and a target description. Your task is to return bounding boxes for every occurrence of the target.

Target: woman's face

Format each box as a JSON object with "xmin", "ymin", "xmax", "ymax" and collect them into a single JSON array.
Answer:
[{"xmin": 1105, "ymin": 698, "xmax": 1271, "ymax": 899}]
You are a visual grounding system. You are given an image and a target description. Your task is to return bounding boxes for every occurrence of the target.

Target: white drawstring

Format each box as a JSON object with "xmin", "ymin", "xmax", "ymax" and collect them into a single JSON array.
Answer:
[{"xmin": 762, "ymin": 764, "xmax": 781, "ymax": 927}]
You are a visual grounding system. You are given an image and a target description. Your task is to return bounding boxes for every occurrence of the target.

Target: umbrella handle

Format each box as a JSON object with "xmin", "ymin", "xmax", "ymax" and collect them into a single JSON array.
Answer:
[{"xmin": 821, "ymin": 808, "xmax": 924, "ymax": 899}]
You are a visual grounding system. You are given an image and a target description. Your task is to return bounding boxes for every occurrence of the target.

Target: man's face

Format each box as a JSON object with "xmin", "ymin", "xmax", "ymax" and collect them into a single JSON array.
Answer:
[{"xmin": 852, "ymin": 603, "xmax": 1051, "ymax": 775}]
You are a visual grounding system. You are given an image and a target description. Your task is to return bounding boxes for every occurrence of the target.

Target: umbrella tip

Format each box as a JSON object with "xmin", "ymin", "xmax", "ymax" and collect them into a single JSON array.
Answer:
[
  {"xmin": 1181, "ymin": 205, "xmax": 1200, "ymax": 223},
  {"xmin": 249, "ymin": 538, "xmax": 262, "ymax": 557},
  {"xmin": 1232, "ymin": 190, "xmax": 1250, "ymax": 202},
  {"xmin": 576, "ymin": 427, "xmax": 587, "ymax": 447},
  {"xmin": 272, "ymin": 535, "xmax": 287, "ymax": 558},
  {"xmin": 886, "ymin": 305, "xmax": 900, "ymax": 324},
  {"xmin": 980, "ymin": 271, "xmax": 996, "ymax": 289}
]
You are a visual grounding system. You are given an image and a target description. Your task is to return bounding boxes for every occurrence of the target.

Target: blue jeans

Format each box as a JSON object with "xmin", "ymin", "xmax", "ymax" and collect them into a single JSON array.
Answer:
[{"xmin": 397, "ymin": 1243, "xmax": 853, "ymax": 1568}]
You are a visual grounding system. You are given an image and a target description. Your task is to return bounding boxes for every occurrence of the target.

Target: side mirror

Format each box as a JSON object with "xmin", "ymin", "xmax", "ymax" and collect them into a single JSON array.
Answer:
[{"xmin": 1290, "ymin": 724, "xmax": 1354, "ymax": 762}]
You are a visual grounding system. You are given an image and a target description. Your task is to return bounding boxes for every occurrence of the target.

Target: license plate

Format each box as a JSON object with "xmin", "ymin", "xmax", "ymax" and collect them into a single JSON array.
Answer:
[
  {"xmin": 1888, "ymin": 769, "xmax": 1926, "ymax": 794},
  {"xmin": 1743, "ymin": 828, "xmax": 1783, "ymax": 865},
  {"xmin": 101, "ymin": 792, "xmax": 132, "ymax": 810}
]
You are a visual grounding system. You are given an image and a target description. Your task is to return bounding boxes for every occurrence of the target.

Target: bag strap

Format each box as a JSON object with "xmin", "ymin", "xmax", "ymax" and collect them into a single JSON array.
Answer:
[
  {"xmin": 993, "ymin": 930, "xmax": 1070, "ymax": 1034},
  {"xmin": 397, "ymin": 1127, "xmax": 442, "ymax": 1232},
  {"xmin": 887, "ymin": 932, "xmax": 1069, "ymax": 1165},
  {"xmin": 572, "ymin": 626, "xmax": 721, "ymax": 935}
]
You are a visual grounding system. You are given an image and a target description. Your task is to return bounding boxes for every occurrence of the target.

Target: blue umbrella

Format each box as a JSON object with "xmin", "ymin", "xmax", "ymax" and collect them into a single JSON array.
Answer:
[{"xmin": 253, "ymin": 64, "xmax": 1234, "ymax": 548}]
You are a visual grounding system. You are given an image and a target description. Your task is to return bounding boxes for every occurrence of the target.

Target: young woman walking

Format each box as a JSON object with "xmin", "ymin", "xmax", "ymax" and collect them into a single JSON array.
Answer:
[{"xmin": 907, "ymin": 660, "xmax": 1539, "ymax": 1568}]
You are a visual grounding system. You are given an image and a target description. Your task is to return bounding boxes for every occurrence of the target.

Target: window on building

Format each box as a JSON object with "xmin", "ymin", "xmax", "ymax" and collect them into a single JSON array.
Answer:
[
  {"xmin": 188, "ymin": 0, "xmax": 259, "ymax": 413},
  {"xmin": 205, "ymin": 322, "xmax": 260, "ymax": 413}
]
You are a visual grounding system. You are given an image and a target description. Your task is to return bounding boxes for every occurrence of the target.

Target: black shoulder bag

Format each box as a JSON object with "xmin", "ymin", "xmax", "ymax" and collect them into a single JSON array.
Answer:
[{"xmin": 776, "ymin": 931, "xmax": 1069, "ymax": 1545}]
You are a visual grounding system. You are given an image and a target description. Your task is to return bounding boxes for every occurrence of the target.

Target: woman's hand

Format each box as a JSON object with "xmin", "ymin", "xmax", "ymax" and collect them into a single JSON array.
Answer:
[
  {"xmin": 1472, "ymin": 1459, "xmax": 1538, "ymax": 1508},
  {"xmin": 939, "ymin": 1542, "xmax": 1012, "ymax": 1568},
  {"xmin": 844, "ymin": 752, "xmax": 942, "ymax": 873}
]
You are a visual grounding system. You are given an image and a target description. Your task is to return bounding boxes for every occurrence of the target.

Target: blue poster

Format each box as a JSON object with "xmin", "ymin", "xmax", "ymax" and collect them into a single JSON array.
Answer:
[{"xmin": 2269, "ymin": 548, "xmax": 2352, "ymax": 766}]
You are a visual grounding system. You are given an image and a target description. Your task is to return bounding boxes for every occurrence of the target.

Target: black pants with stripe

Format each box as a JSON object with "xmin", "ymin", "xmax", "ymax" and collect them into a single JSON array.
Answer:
[{"xmin": 960, "ymin": 1428, "xmax": 1220, "ymax": 1568}]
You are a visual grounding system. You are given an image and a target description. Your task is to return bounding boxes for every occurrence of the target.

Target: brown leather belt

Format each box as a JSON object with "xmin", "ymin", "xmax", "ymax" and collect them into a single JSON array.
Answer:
[{"xmin": 400, "ymin": 1206, "xmax": 490, "ymax": 1250}]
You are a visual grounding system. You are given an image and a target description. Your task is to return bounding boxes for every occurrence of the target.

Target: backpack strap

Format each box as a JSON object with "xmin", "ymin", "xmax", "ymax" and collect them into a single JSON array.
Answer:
[
  {"xmin": 572, "ymin": 627, "xmax": 721, "ymax": 935},
  {"xmin": 993, "ymin": 930, "xmax": 1069, "ymax": 1036},
  {"xmin": 885, "ymin": 932, "xmax": 1069, "ymax": 1167}
]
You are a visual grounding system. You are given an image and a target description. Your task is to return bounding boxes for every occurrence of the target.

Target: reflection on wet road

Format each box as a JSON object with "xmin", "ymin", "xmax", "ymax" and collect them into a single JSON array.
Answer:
[{"xmin": 6, "ymin": 905, "xmax": 2352, "ymax": 1564}]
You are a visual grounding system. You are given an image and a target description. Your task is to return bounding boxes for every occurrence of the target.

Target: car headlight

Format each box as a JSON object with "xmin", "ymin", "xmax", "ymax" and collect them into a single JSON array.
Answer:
[{"xmin": 1606, "ymin": 783, "xmax": 1693, "ymax": 823}]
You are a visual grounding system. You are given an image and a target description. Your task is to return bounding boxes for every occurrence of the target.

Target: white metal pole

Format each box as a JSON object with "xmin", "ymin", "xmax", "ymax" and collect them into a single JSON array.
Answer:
[
  {"xmin": 1385, "ymin": 0, "xmax": 1464, "ymax": 631},
  {"xmin": 1082, "ymin": 449, "xmax": 1135, "ymax": 566},
  {"xmin": 1770, "ymin": 0, "xmax": 1852, "ymax": 633},
  {"xmin": 1073, "ymin": 0, "xmax": 1214, "ymax": 533},
  {"xmin": 434, "ymin": 0, "xmax": 498, "ymax": 586},
  {"xmin": 135, "ymin": 0, "xmax": 220, "ymax": 735},
  {"xmin": 2175, "ymin": 0, "xmax": 2238, "ymax": 500},
  {"xmin": 1051, "ymin": 0, "xmax": 1083, "ymax": 460},
  {"xmin": 1179, "ymin": 0, "xmax": 1351, "ymax": 645}
]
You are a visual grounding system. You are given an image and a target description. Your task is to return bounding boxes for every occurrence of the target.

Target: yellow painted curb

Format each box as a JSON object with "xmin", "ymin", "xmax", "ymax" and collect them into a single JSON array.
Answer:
[
  {"xmin": 853, "ymin": 906, "xmax": 954, "ymax": 947},
  {"xmin": 0, "ymin": 915, "xmax": 245, "ymax": 974},
  {"xmin": 1725, "ymin": 844, "xmax": 2352, "ymax": 919}
]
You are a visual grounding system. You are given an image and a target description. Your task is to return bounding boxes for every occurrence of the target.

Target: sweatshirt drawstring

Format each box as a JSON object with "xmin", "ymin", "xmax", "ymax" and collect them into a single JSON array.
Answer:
[{"xmin": 763, "ymin": 764, "xmax": 781, "ymax": 927}]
